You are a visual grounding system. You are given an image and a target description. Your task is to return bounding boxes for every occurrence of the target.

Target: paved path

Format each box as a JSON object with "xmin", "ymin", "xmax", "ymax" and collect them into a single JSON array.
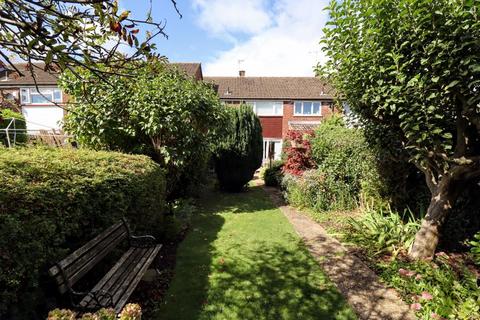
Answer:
[{"xmin": 263, "ymin": 186, "xmax": 416, "ymax": 320}]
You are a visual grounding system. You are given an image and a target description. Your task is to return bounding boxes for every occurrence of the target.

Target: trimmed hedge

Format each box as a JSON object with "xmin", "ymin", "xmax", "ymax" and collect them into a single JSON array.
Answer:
[{"xmin": 0, "ymin": 147, "xmax": 166, "ymax": 318}]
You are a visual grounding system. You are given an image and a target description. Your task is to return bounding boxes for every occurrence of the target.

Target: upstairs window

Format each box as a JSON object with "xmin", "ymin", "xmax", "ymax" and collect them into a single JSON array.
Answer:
[
  {"xmin": 294, "ymin": 101, "xmax": 322, "ymax": 116},
  {"xmin": 20, "ymin": 88, "xmax": 62, "ymax": 104},
  {"xmin": 247, "ymin": 101, "xmax": 283, "ymax": 116}
]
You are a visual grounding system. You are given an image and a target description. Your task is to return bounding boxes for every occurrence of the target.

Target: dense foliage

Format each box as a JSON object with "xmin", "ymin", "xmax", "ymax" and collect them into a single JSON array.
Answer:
[
  {"xmin": 282, "ymin": 116, "xmax": 383, "ymax": 211},
  {"xmin": 282, "ymin": 130, "xmax": 315, "ymax": 176},
  {"xmin": 48, "ymin": 304, "xmax": 141, "ymax": 320},
  {"xmin": 61, "ymin": 60, "xmax": 226, "ymax": 198},
  {"xmin": 346, "ymin": 208, "xmax": 480, "ymax": 319},
  {"xmin": 0, "ymin": 109, "xmax": 27, "ymax": 146},
  {"xmin": 320, "ymin": 0, "xmax": 480, "ymax": 258},
  {"xmin": 214, "ymin": 105, "xmax": 263, "ymax": 192},
  {"xmin": 0, "ymin": 147, "xmax": 166, "ymax": 318},
  {"xmin": 262, "ymin": 161, "xmax": 284, "ymax": 187}
]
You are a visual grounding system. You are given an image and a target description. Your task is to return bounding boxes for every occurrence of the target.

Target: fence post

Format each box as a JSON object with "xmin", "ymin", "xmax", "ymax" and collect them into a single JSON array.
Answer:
[{"xmin": 5, "ymin": 118, "xmax": 14, "ymax": 148}]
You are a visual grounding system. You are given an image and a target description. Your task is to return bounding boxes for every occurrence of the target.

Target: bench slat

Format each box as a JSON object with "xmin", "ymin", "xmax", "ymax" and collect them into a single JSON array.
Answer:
[
  {"xmin": 62, "ymin": 226, "xmax": 128, "ymax": 278},
  {"xmin": 79, "ymin": 245, "xmax": 161, "ymax": 311},
  {"xmin": 49, "ymin": 221, "xmax": 125, "ymax": 277},
  {"xmin": 80, "ymin": 247, "xmax": 145, "ymax": 309},
  {"xmin": 60, "ymin": 229, "xmax": 128, "ymax": 293},
  {"xmin": 114, "ymin": 245, "xmax": 161, "ymax": 313}
]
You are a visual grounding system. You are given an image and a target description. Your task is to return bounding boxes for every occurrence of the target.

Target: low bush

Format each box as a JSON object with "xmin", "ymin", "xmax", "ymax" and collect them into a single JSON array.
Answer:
[
  {"xmin": 214, "ymin": 105, "xmax": 263, "ymax": 192},
  {"xmin": 0, "ymin": 147, "xmax": 166, "ymax": 318},
  {"xmin": 0, "ymin": 109, "xmax": 27, "ymax": 146},
  {"xmin": 282, "ymin": 170, "xmax": 358, "ymax": 211},
  {"xmin": 262, "ymin": 161, "xmax": 284, "ymax": 187},
  {"xmin": 378, "ymin": 256, "xmax": 479, "ymax": 320},
  {"xmin": 346, "ymin": 207, "xmax": 420, "ymax": 257},
  {"xmin": 48, "ymin": 304, "xmax": 142, "ymax": 320}
]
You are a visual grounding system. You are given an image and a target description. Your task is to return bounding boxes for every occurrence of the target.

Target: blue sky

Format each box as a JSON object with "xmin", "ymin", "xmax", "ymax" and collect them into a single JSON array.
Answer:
[{"xmin": 120, "ymin": 0, "xmax": 330, "ymax": 76}]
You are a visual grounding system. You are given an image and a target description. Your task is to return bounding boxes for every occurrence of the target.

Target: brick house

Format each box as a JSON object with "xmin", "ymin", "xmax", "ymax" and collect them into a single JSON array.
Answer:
[
  {"xmin": 0, "ymin": 63, "xmax": 203, "ymax": 133},
  {"xmin": 0, "ymin": 63, "xmax": 335, "ymax": 159},
  {"xmin": 205, "ymin": 72, "xmax": 335, "ymax": 162}
]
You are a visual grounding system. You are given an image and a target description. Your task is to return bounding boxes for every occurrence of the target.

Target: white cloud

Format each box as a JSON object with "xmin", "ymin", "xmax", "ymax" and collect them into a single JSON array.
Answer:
[
  {"xmin": 195, "ymin": 0, "xmax": 330, "ymax": 76},
  {"xmin": 192, "ymin": 0, "xmax": 272, "ymax": 36}
]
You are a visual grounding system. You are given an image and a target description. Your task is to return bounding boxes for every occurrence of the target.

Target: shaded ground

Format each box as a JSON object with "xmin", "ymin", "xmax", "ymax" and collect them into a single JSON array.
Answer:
[{"xmin": 154, "ymin": 186, "xmax": 356, "ymax": 320}]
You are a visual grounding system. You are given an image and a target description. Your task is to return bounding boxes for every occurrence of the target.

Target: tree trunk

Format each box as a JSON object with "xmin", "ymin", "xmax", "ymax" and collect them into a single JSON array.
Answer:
[{"xmin": 409, "ymin": 177, "xmax": 457, "ymax": 259}]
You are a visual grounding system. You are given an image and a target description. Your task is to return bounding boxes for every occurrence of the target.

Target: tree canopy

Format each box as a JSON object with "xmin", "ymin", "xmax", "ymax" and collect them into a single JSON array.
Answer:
[
  {"xmin": 320, "ymin": 0, "xmax": 480, "ymax": 258},
  {"xmin": 60, "ymin": 60, "xmax": 227, "ymax": 197},
  {"xmin": 0, "ymin": 0, "xmax": 180, "ymax": 79}
]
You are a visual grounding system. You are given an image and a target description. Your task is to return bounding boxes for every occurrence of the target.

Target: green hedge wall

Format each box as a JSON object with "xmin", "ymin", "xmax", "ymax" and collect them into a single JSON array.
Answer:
[{"xmin": 0, "ymin": 147, "xmax": 166, "ymax": 318}]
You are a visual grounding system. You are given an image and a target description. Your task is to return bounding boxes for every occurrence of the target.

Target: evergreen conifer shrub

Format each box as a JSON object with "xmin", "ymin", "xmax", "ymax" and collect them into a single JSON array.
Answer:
[{"xmin": 214, "ymin": 105, "xmax": 263, "ymax": 191}]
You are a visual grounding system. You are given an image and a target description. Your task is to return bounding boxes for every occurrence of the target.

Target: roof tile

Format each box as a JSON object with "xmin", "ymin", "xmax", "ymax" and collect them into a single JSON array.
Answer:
[{"xmin": 204, "ymin": 76, "xmax": 334, "ymax": 100}]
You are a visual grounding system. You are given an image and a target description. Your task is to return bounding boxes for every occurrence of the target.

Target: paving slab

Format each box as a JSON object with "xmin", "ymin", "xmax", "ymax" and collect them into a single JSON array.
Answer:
[{"xmin": 263, "ymin": 186, "xmax": 417, "ymax": 320}]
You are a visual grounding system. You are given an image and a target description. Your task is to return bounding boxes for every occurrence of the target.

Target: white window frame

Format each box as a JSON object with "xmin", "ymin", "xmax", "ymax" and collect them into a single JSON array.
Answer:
[
  {"xmin": 294, "ymin": 101, "xmax": 322, "ymax": 116},
  {"xmin": 20, "ymin": 87, "xmax": 63, "ymax": 105},
  {"xmin": 246, "ymin": 100, "xmax": 283, "ymax": 116}
]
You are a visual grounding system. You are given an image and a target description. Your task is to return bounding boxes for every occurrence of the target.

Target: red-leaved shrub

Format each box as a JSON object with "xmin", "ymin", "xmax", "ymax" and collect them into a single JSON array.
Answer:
[{"xmin": 283, "ymin": 130, "xmax": 316, "ymax": 175}]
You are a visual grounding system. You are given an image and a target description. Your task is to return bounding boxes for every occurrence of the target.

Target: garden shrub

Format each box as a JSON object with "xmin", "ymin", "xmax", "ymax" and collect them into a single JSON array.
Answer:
[
  {"xmin": 0, "ymin": 109, "xmax": 27, "ymax": 146},
  {"xmin": 214, "ymin": 105, "xmax": 263, "ymax": 192},
  {"xmin": 262, "ymin": 161, "xmax": 284, "ymax": 187},
  {"xmin": 48, "ymin": 304, "xmax": 142, "ymax": 320},
  {"xmin": 311, "ymin": 115, "xmax": 383, "ymax": 204},
  {"xmin": 282, "ymin": 116, "xmax": 385, "ymax": 212},
  {"xmin": 0, "ymin": 147, "xmax": 166, "ymax": 318},
  {"xmin": 346, "ymin": 207, "xmax": 420, "ymax": 257},
  {"xmin": 282, "ymin": 170, "xmax": 358, "ymax": 211},
  {"xmin": 61, "ymin": 60, "xmax": 226, "ymax": 199},
  {"xmin": 282, "ymin": 130, "xmax": 315, "ymax": 175}
]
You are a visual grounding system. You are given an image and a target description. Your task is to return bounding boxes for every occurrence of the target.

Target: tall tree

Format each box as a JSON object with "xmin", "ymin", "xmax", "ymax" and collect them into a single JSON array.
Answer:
[
  {"xmin": 0, "ymin": 0, "xmax": 180, "ymax": 79},
  {"xmin": 320, "ymin": 0, "xmax": 480, "ymax": 258}
]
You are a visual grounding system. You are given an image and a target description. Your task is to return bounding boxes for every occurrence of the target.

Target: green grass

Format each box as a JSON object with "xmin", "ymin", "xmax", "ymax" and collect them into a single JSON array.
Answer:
[{"xmin": 155, "ymin": 186, "xmax": 356, "ymax": 320}]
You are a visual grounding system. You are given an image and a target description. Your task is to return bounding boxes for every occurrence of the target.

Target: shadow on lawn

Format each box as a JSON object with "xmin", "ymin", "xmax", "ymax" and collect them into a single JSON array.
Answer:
[{"xmin": 155, "ymin": 186, "xmax": 355, "ymax": 320}]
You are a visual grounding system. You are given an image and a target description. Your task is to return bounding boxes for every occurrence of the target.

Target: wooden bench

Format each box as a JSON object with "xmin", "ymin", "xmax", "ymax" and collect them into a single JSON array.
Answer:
[{"xmin": 49, "ymin": 219, "xmax": 162, "ymax": 313}]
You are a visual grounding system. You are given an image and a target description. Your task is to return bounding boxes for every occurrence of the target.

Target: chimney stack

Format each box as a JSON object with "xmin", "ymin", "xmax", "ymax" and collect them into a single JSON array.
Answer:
[{"xmin": 239, "ymin": 70, "xmax": 246, "ymax": 77}]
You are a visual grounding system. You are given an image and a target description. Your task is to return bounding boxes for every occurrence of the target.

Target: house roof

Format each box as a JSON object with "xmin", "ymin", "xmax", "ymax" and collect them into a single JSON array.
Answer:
[
  {"xmin": 170, "ymin": 63, "xmax": 203, "ymax": 80},
  {"xmin": 204, "ymin": 76, "xmax": 334, "ymax": 100},
  {"xmin": 0, "ymin": 62, "xmax": 204, "ymax": 86},
  {"xmin": 0, "ymin": 63, "xmax": 59, "ymax": 86}
]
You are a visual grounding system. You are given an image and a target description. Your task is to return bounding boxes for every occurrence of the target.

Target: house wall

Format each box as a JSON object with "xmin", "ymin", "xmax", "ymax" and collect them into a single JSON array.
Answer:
[
  {"xmin": 0, "ymin": 87, "xmax": 68, "ymax": 132},
  {"xmin": 259, "ymin": 116, "xmax": 282, "ymax": 138},
  {"xmin": 281, "ymin": 101, "xmax": 333, "ymax": 138}
]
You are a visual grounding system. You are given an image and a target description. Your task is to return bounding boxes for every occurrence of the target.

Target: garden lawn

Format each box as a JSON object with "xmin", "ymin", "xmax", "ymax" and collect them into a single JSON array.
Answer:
[{"xmin": 155, "ymin": 186, "xmax": 356, "ymax": 320}]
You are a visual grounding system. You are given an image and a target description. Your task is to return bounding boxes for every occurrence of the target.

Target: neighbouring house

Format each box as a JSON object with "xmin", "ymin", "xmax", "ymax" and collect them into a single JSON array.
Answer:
[
  {"xmin": 205, "ymin": 71, "xmax": 335, "ymax": 162},
  {"xmin": 0, "ymin": 62, "xmax": 204, "ymax": 134},
  {"xmin": 0, "ymin": 63, "xmax": 66, "ymax": 133},
  {"xmin": 0, "ymin": 63, "xmax": 335, "ymax": 158}
]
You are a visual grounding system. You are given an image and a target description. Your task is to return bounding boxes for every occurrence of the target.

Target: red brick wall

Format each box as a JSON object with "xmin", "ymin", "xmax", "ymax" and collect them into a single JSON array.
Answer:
[
  {"xmin": 259, "ymin": 116, "xmax": 283, "ymax": 138},
  {"xmin": 281, "ymin": 101, "xmax": 333, "ymax": 138}
]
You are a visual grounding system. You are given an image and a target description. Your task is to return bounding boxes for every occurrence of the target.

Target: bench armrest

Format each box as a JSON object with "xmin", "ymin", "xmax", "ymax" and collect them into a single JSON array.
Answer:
[{"xmin": 129, "ymin": 235, "xmax": 157, "ymax": 248}]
